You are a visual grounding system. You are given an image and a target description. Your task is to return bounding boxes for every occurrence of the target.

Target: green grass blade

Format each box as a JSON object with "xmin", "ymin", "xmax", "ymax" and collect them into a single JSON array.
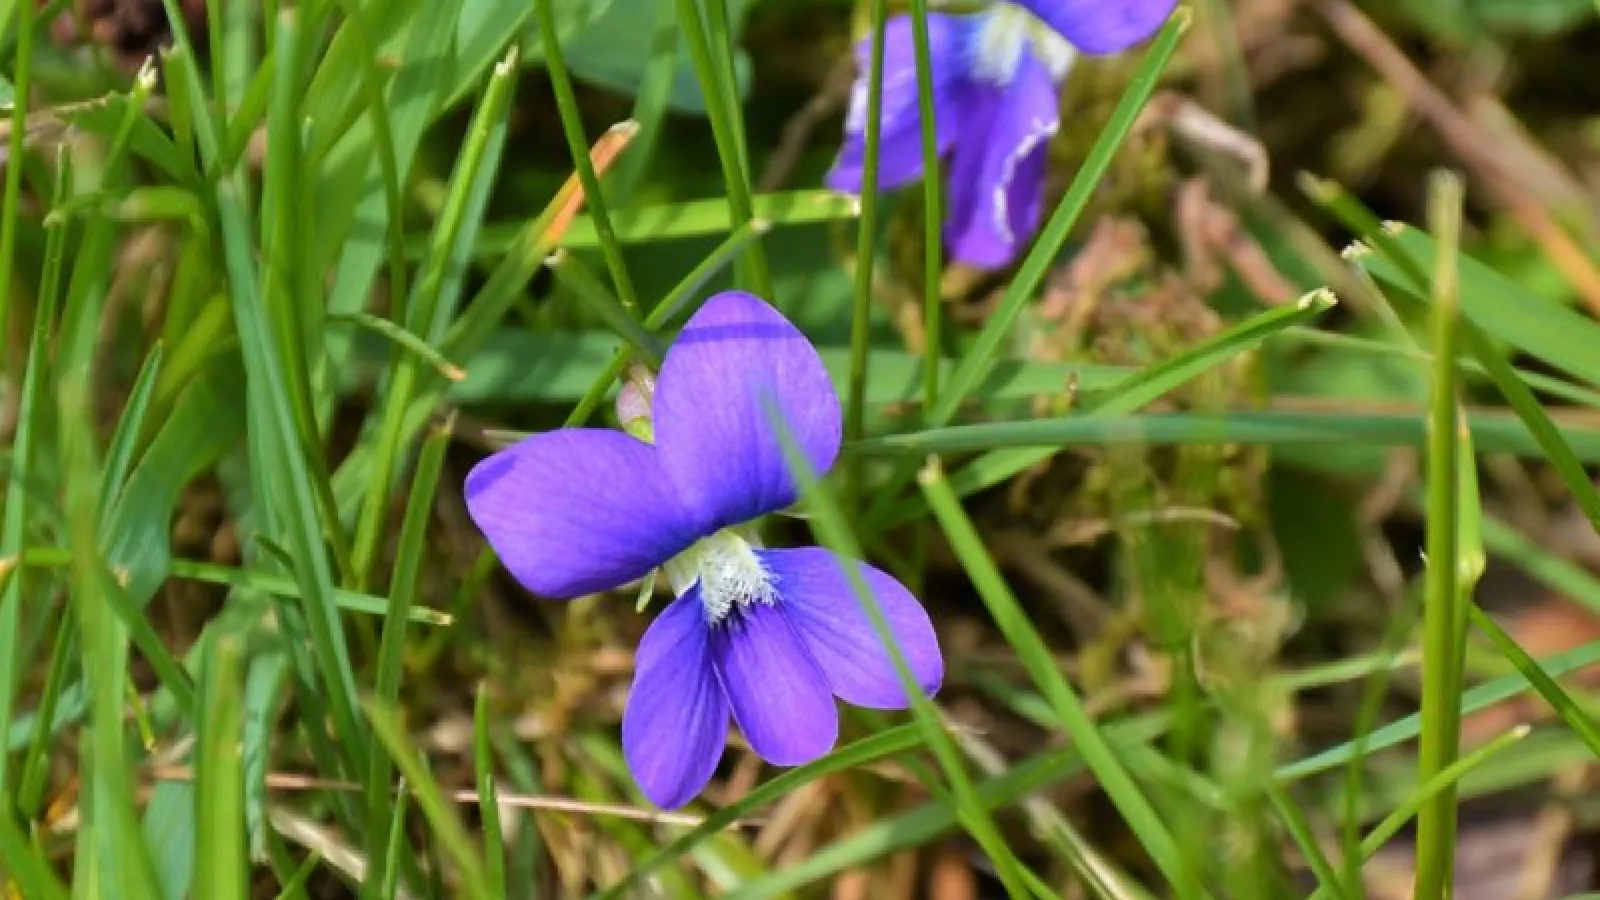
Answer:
[
  {"xmin": 591, "ymin": 724, "xmax": 924, "ymax": 900},
  {"xmin": 776, "ymin": 416, "xmax": 1037, "ymax": 898},
  {"xmin": 363, "ymin": 701, "xmax": 494, "ymax": 900},
  {"xmin": 195, "ymin": 635, "xmax": 248, "ymax": 900},
  {"xmin": 0, "ymin": 145, "xmax": 69, "ymax": 794},
  {"xmin": 918, "ymin": 458, "xmax": 1185, "ymax": 891},
  {"xmin": 1412, "ymin": 171, "xmax": 1466, "ymax": 900},
  {"xmin": 1307, "ymin": 726, "xmax": 1531, "ymax": 900},
  {"xmin": 1264, "ymin": 780, "xmax": 1351, "ymax": 900},
  {"xmin": 474, "ymin": 686, "xmax": 506, "ymax": 898},
  {"xmin": 866, "ymin": 288, "xmax": 1333, "ymax": 528},
  {"xmin": 350, "ymin": 45, "xmax": 518, "ymax": 588},
  {"xmin": 843, "ymin": 0, "xmax": 890, "ymax": 502},
  {"xmin": 1468, "ymin": 606, "xmax": 1600, "ymax": 755},
  {"xmin": 330, "ymin": 312, "xmax": 468, "ymax": 383},
  {"xmin": 535, "ymin": 0, "xmax": 638, "ymax": 309},
  {"xmin": 670, "ymin": 0, "xmax": 771, "ymax": 296},
  {"xmin": 361, "ymin": 419, "xmax": 452, "ymax": 897}
]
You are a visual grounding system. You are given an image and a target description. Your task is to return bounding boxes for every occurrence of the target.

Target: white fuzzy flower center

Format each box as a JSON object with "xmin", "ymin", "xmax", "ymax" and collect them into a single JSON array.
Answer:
[
  {"xmin": 663, "ymin": 529, "xmax": 777, "ymax": 626},
  {"xmin": 970, "ymin": 5, "xmax": 1077, "ymax": 85}
]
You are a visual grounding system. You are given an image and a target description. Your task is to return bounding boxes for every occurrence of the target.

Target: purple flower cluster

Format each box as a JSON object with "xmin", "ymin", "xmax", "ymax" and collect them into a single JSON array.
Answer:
[
  {"xmin": 827, "ymin": 0, "xmax": 1176, "ymax": 269},
  {"xmin": 466, "ymin": 291, "xmax": 942, "ymax": 809}
]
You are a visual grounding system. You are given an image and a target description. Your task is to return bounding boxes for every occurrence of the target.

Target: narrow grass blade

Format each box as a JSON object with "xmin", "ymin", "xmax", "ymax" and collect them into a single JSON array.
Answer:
[
  {"xmin": 867, "ymin": 288, "xmax": 1334, "ymax": 528},
  {"xmin": 774, "ymin": 415, "xmax": 1036, "ymax": 897},
  {"xmin": 361, "ymin": 419, "xmax": 452, "ymax": 897},
  {"xmin": 671, "ymin": 0, "xmax": 771, "ymax": 295},
  {"xmin": 351, "ymin": 45, "xmax": 518, "ymax": 588},
  {"xmin": 905, "ymin": 0, "xmax": 943, "ymax": 411},
  {"xmin": 1468, "ymin": 606, "xmax": 1600, "ymax": 755},
  {"xmin": 363, "ymin": 701, "xmax": 494, "ymax": 900},
  {"xmin": 547, "ymin": 250, "xmax": 665, "ymax": 366},
  {"xmin": 564, "ymin": 219, "xmax": 769, "ymax": 426},
  {"xmin": 1307, "ymin": 726, "xmax": 1531, "ymax": 900},
  {"xmin": 157, "ymin": 2, "xmax": 372, "ymax": 781},
  {"xmin": 1413, "ymin": 171, "xmax": 1466, "ymax": 900},
  {"xmin": 918, "ymin": 458, "xmax": 1185, "ymax": 891},
  {"xmin": 330, "ymin": 312, "xmax": 467, "ymax": 382},
  {"xmin": 535, "ymin": 0, "xmax": 638, "ymax": 309},
  {"xmin": 0, "ymin": 146, "xmax": 70, "ymax": 793},
  {"xmin": 195, "ymin": 635, "xmax": 248, "ymax": 900},
  {"xmin": 843, "ymin": 0, "xmax": 890, "ymax": 502},
  {"xmin": 1264, "ymin": 780, "xmax": 1352, "ymax": 900},
  {"xmin": 591, "ymin": 724, "xmax": 924, "ymax": 900},
  {"xmin": 475, "ymin": 686, "xmax": 506, "ymax": 898},
  {"xmin": 0, "ymin": 807, "xmax": 68, "ymax": 900}
]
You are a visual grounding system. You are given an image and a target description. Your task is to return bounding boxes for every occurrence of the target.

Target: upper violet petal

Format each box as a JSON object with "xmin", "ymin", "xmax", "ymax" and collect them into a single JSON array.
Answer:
[
  {"xmin": 654, "ymin": 291, "xmax": 841, "ymax": 532},
  {"xmin": 623, "ymin": 592, "xmax": 731, "ymax": 809},
  {"xmin": 762, "ymin": 547, "xmax": 943, "ymax": 709},
  {"xmin": 942, "ymin": 50, "xmax": 1059, "ymax": 269},
  {"xmin": 825, "ymin": 13, "xmax": 970, "ymax": 193},
  {"xmin": 1010, "ymin": 0, "xmax": 1176, "ymax": 55},
  {"xmin": 710, "ymin": 602, "xmax": 838, "ymax": 766},
  {"xmin": 464, "ymin": 429, "xmax": 698, "ymax": 599}
]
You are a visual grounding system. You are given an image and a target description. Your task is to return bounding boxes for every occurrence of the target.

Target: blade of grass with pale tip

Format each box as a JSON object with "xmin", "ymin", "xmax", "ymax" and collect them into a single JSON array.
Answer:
[
  {"xmin": 330, "ymin": 312, "xmax": 468, "ymax": 383},
  {"xmin": 866, "ymin": 288, "xmax": 1335, "ymax": 530},
  {"xmin": 350, "ymin": 44, "xmax": 518, "ymax": 589},
  {"xmin": 361, "ymin": 420, "xmax": 452, "ymax": 899},
  {"xmin": 1413, "ymin": 170, "xmax": 1467, "ymax": 900},
  {"xmin": 1306, "ymin": 725, "xmax": 1532, "ymax": 900}
]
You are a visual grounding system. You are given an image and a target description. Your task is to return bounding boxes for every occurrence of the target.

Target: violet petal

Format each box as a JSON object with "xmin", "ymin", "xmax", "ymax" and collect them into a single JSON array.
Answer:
[
  {"xmin": 762, "ymin": 547, "xmax": 943, "ymax": 709},
  {"xmin": 825, "ymin": 13, "xmax": 969, "ymax": 193},
  {"xmin": 622, "ymin": 593, "xmax": 731, "ymax": 809},
  {"xmin": 1010, "ymin": 0, "xmax": 1176, "ymax": 55},
  {"xmin": 942, "ymin": 49, "xmax": 1059, "ymax": 269},
  {"xmin": 710, "ymin": 602, "xmax": 838, "ymax": 766},
  {"xmin": 654, "ymin": 291, "xmax": 841, "ymax": 532},
  {"xmin": 464, "ymin": 429, "xmax": 696, "ymax": 599}
]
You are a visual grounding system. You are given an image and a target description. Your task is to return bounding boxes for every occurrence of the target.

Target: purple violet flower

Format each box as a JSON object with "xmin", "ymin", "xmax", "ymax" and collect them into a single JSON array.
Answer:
[
  {"xmin": 464, "ymin": 291, "xmax": 943, "ymax": 809},
  {"xmin": 826, "ymin": 0, "xmax": 1176, "ymax": 269}
]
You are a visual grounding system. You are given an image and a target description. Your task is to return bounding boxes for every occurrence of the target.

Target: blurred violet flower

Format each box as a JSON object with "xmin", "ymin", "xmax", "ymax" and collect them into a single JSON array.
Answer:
[
  {"xmin": 826, "ymin": 0, "xmax": 1175, "ymax": 269},
  {"xmin": 465, "ymin": 291, "xmax": 943, "ymax": 809}
]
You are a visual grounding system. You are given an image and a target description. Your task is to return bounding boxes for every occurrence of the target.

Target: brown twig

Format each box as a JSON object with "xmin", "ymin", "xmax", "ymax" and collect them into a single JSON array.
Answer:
[{"xmin": 147, "ymin": 763, "xmax": 751, "ymax": 829}]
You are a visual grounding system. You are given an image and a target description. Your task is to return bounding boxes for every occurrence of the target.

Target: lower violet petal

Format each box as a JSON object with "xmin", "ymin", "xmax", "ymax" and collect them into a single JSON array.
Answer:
[
  {"xmin": 942, "ymin": 50, "xmax": 1060, "ymax": 269},
  {"xmin": 709, "ymin": 602, "xmax": 838, "ymax": 766},
  {"xmin": 464, "ymin": 429, "xmax": 698, "ymax": 599},
  {"xmin": 761, "ymin": 548, "xmax": 943, "ymax": 709},
  {"xmin": 622, "ymin": 592, "xmax": 731, "ymax": 809}
]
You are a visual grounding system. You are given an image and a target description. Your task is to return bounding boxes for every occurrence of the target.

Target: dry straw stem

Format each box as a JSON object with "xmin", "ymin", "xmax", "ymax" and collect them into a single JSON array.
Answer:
[{"xmin": 145, "ymin": 764, "xmax": 758, "ymax": 829}]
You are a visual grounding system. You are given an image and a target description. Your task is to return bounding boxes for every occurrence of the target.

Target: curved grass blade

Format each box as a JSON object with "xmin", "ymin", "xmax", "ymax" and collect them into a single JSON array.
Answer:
[{"xmin": 591, "ymin": 724, "xmax": 924, "ymax": 900}]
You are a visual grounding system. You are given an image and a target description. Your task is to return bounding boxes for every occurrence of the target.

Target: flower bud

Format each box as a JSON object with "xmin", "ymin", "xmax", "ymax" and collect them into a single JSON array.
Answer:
[{"xmin": 617, "ymin": 363, "xmax": 657, "ymax": 443}]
